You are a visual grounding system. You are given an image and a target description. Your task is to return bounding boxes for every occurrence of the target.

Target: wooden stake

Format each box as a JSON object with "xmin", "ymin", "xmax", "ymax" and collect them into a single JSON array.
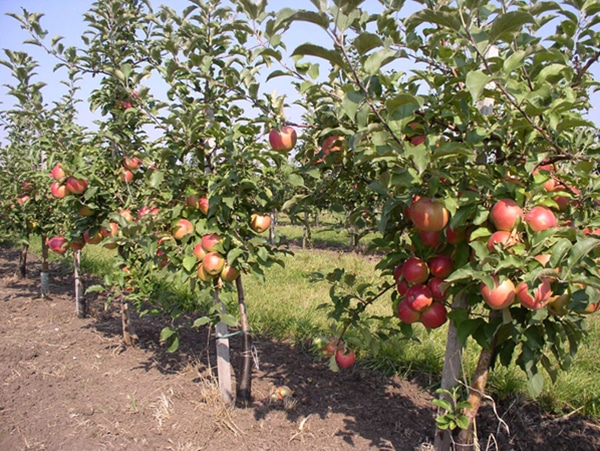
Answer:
[
  {"xmin": 236, "ymin": 276, "xmax": 252, "ymax": 403},
  {"xmin": 74, "ymin": 250, "xmax": 86, "ymax": 318},
  {"xmin": 214, "ymin": 286, "xmax": 233, "ymax": 405}
]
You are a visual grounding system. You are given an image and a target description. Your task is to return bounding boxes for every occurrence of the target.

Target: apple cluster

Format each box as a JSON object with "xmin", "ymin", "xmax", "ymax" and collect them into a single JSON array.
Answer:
[
  {"xmin": 50, "ymin": 163, "xmax": 89, "ymax": 199},
  {"xmin": 193, "ymin": 233, "xmax": 239, "ymax": 283}
]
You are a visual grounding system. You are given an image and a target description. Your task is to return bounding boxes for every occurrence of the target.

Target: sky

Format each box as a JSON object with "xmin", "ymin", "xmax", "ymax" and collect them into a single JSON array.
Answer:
[{"xmin": 0, "ymin": 0, "xmax": 599, "ymax": 142}]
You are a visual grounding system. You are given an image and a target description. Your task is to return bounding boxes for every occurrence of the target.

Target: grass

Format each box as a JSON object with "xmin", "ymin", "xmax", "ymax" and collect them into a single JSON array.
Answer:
[{"xmin": 6, "ymin": 227, "xmax": 600, "ymax": 420}]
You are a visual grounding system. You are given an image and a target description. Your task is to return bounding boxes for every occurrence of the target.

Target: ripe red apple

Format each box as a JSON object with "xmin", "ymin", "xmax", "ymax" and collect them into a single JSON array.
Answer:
[
  {"xmin": 524, "ymin": 206, "xmax": 557, "ymax": 231},
  {"xmin": 516, "ymin": 279, "xmax": 553, "ymax": 309},
  {"xmin": 84, "ymin": 229, "xmax": 104, "ymax": 245},
  {"xmin": 420, "ymin": 302, "xmax": 448, "ymax": 329},
  {"xmin": 197, "ymin": 264, "xmax": 214, "ymax": 282},
  {"xmin": 64, "ymin": 176, "xmax": 88, "ymax": 195},
  {"xmin": 51, "ymin": 181, "xmax": 69, "ymax": 198},
  {"xmin": 428, "ymin": 277, "xmax": 448, "ymax": 301},
  {"xmin": 480, "ymin": 276, "xmax": 515, "ymax": 310},
  {"xmin": 269, "ymin": 125, "xmax": 297, "ymax": 153},
  {"xmin": 48, "ymin": 236, "xmax": 68, "ymax": 255},
  {"xmin": 410, "ymin": 135, "xmax": 426, "ymax": 146},
  {"xmin": 123, "ymin": 156, "xmax": 142, "ymax": 171},
  {"xmin": 198, "ymin": 196, "xmax": 209, "ymax": 215},
  {"xmin": 402, "ymin": 257, "xmax": 430, "ymax": 284},
  {"xmin": 51, "ymin": 163, "xmax": 65, "ymax": 181},
  {"xmin": 397, "ymin": 278, "xmax": 409, "ymax": 296},
  {"xmin": 445, "ymin": 226, "xmax": 466, "ymax": 244},
  {"xmin": 250, "ymin": 214, "xmax": 272, "ymax": 233},
  {"xmin": 17, "ymin": 195, "xmax": 30, "ymax": 206},
  {"xmin": 220, "ymin": 262, "xmax": 240, "ymax": 282},
  {"xmin": 202, "ymin": 252, "xmax": 225, "ymax": 276},
  {"xmin": 193, "ymin": 243, "xmax": 207, "ymax": 260},
  {"xmin": 397, "ymin": 299, "xmax": 421, "ymax": 323},
  {"xmin": 487, "ymin": 230, "xmax": 518, "ymax": 253},
  {"xmin": 322, "ymin": 339, "xmax": 339, "ymax": 358},
  {"xmin": 393, "ymin": 263, "xmax": 404, "ymax": 282},
  {"xmin": 418, "ymin": 230, "xmax": 442, "ymax": 247},
  {"xmin": 137, "ymin": 206, "xmax": 160, "ymax": 219},
  {"xmin": 121, "ymin": 169, "xmax": 134, "ymax": 183},
  {"xmin": 429, "ymin": 255, "xmax": 453, "ymax": 279},
  {"xmin": 335, "ymin": 347, "xmax": 356, "ymax": 369},
  {"xmin": 69, "ymin": 237, "xmax": 85, "ymax": 251},
  {"xmin": 201, "ymin": 233, "xmax": 222, "ymax": 252},
  {"xmin": 405, "ymin": 284, "xmax": 433, "ymax": 312},
  {"xmin": 322, "ymin": 135, "xmax": 344, "ymax": 155},
  {"xmin": 409, "ymin": 198, "xmax": 449, "ymax": 232},
  {"xmin": 119, "ymin": 209, "xmax": 134, "ymax": 222},
  {"xmin": 490, "ymin": 198, "xmax": 523, "ymax": 231},
  {"xmin": 185, "ymin": 194, "xmax": 200, "ymax": 208},
  {"xmin": 173, "ymin": 219, "xmax": 194, "ymax": 240}
]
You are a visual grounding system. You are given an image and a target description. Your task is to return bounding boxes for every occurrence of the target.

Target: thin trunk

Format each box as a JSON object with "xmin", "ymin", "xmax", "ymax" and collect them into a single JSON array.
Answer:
[
  {"xmin": 40, "ymin": 235, "xmax": 50, "ymax": 298},
  {"xmin": 74, "ymin": 250, "xmax": 86, "ymax": 318},
  {"xmin": 214, "ymin": 286, "xmax": 233, "ymax": 405},
  {"xmin": 302, "ymin": 211, "xmax": 309, "ymax": 249},
  {"xmin": 18, "ymin": 242, "xmax": 28, "ymax": 279},
  {"xmin": 434, "ymin": 292, "xmax": 468, "ymax": 451},
  {"xmin": 456, "ymin": 310, "xmax": 501, "ymax": 450},
  {"xmin": 269, "ymin": 209, "xmax": 276, "ymax": 244},
  {"xmin": 120, "ymin": 297, "xmax": 139, "ymax": 346},
  {"xmin": 235, "ymin": 275, "xmax": 252, "ymax": 404}
]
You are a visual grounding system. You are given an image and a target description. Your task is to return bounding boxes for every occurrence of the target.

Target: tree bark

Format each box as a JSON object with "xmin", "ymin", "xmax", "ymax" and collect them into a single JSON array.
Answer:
[
  {"xmin": 74, "ymin": 250, "xmax": 86, "ymax": 318},
  {"xmin": 214, "ymin": 287, "xmax": 233, "ymax": 405},
  {"xmin": 434, "ymin": 292, "xmax": 468, "ymax": 451},
  {"xmin": 235, "ymin": 276, "xmax": 252, "ymax": 404},
  {"xmin": 40, "ymin": 235, "xmax": 50, "ymax": 298},
  {"xmin": 18, "ymin": 242, "xmax": 28, "ymax": 279},
  {"xmin": 121, "ymin": 297, "xmax": 139, "ymax": 346}
]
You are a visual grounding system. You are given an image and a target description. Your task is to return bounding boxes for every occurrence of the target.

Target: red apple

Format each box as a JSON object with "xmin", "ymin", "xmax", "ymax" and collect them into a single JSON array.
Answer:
[
  {"xmin": 322, "ymin": 135, "xmax": 344, "ymax": 155},
  {"xmin": 197, "ymin": 264, "xmax": 215, "ymax": 282},
  {"xmin": 393, "ymin": 263, "xmax": 404, "ymax": 282},
  {"xmin": 490, "ymin": 198, "xmax": 523, "ymax": 231},
  {"xmin": 402, "ymin": 257, "xmax": 430, "ymax": 284},
  {"xmin": 193, "ymin": 243, "xmax": 207, "ymax": 260},
  {"xmin": 220, "ymin": 262, "xmax": 240, "ymax": 282},
  {"xmin": 409, "ymin": 198, "xmax": 449, "ymax": 232},
  {"xmin": 269, "ymin": 125, "xmax": 297, "ymax": 153},
  {"xmin": 17, "ymin": 195, "xmax": 30, "ymax": 206},
  {"xmin": 64, "ymin": 176, "xmax": 88, "ymax": 195},
  {"xmin": 202, "ymin": 252, "xmax": 225, "ymax": 276},
  {"xmin": 322, "ymin": 339, "xmax": 339, "ymax": 358},
  {"xmin": 420, "ymin": 302, "xmax": 448, "ymax": 329},
  {"xmin": 397, "ymin": 299, "xmax": 421, "ymax": 323},
  {"xmin": 487, "ymin": 230, "xmax": 518, "ymax": 253},
  {"xmin": 445, "ymin": 226, "xmax": 466, "ymax": 244},
  {"xmin": 428, "ymin": 277, "xmax": 448, "ymax": 301},
  {"xmin": 47, "ymin": 236, "xmax": 68, "ymax": 255},
  {"xmin": 405, "ymin": 284, "xmax": 433, "ymax": 312},
  {"xmin": 516, "ymin": 279, "xmax": 553, "ymax": 309},
  {"xmin": 201, "ymin": 233, "xmax": 222, "ymax": 252},
  {"xmin": 481, "ymin": 276, "xmax": 515, "ymax": 310},
  {"xmin": 397, "ymin": 278, "xmax": 409, "ymax": 296},
  {"xmin": 410, "ymin": 135, "xmax": 426, "ymax": 146},
  {"xmin": 84, "ymin": 229, "xmax": 104, "ymax": 245},
  {"xmin": 524, "ymin": 206, "xmax": 557, "ymax": 231},
  {"xmin": 429, "ymin": 255, "xmax": 453, "ymax": 279},
  {"xmin": 51, "ymin": 181, "xmax": 69, "ymax": 198},
  {"xmin": 119, "ymin": 209, "xmax": 134, "ymax": 222},
  {"xmin": 51, "ymin": 163, "xmax": 65, "ymax": 181},
  {"xmin": 123, "ymin": 156, "xmax": 142, "ymax": 171},
  {"xmin": 121, "ymin": 169, "xmax": 134, "ymax": 183},
  {"xmin": 69, "ymin": 237, "xmax": 85, "ymax": 251},
  {"xmin": 173, "ymin": 219, "xmax": 194, "ymax": 240},
  {"xmin": 198, "ymin": 196, "xmax": 209, "ymax": 215},
  {"xmin": 250, "ymin": 214, "xmax": 272, "ymax": 233},
  {"xmin": 418, "ymin": 230, "xmax": 442, "ymax": 247},
  {"xmin": 335, "ymin": 347, "xmax": 356, "ymax": 369}
]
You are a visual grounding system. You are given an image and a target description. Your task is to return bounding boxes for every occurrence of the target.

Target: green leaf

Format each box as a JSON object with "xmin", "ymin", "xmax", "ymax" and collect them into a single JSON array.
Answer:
[
  {"xmin": 160, "ymin": 326, "xmax": 176, "ymax": 342},
  {"xmin": 567, "ymin": 237, "xmax": 600, "ymax": 273},
  {"xmin": 167, "ymin": 335, "xmax": 180, "ymax": 353},
  {"xmin": 527, "ymin": 371, "xmax": 545, "ymax": 397},
  {"xmin": 385, "ymin": 94, "xmax": 422, "ymax": 116},
  {"xmin": 364, "ymin": 48, "xmax": 397, "ymax": 75},
  {"xmin": 85, "ymin": 284, "xmax": 105, "ymax": 294},
  {"xmin": 503, "ymin": 50, "xmax": 526, "ymax": 73},
  {"xmin": 193, "ymin": 316, "xmax": 211, "ymax": 328},
  {"xmin": 219, "ymin": 313, "xmax": 238, "ymax": 327},
  {"xmin": 341, "ymin": 90, "xmax": 363, "ymax": 119},
  {"xmin": 465, "ymin": 70, "xmax": 492, "ymax": 103},
  {"xmin": 353, "ymin": 32, "xmax": 383, "ymax": 55},
  {"xmin": 284, "ymin": 10, "xmax": 330, "ymax": 29},
  {"xmin": 292, "ymin": 43, "xmax": 344, "ymax": 67},
  {"xmin": 149, "ymin": 169, "xmax": 164, "ymax": 189},
  {"xmin": 182, "ymin": 255, "xmax": 197, "ymax": 272},
  {"xmin": 489, "ymin": 12, "xmax": 535, "ymax": 42}
]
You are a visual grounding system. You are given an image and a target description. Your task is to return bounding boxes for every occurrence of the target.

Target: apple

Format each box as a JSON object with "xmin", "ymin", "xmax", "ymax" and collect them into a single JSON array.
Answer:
[
  {"xmin": 193, "ymin": 243, "xmax": 207, "ymax": 260},
  {"xmin": 445, "ymin": 226, "xmax": 466, "ymax": 244},
  {"xmin": 397, "ymin": 278, "xmax": 409, "ymax": 296},
  {"xmin": 409, "ymin": 198, "xmax": 449, "ymax": 232},
  {"xmin": 51, "ymin": 181, "xmax": 69, "ymax": 198},
  {"xmin": 487, "ymin": 230, "xmax": 518, "ymax": 253},
  {"xmin": 17, "ymin": 195, "xmax": 30, "ymax": 206},
  {"xmin": 197, "ymin": 264, "xmax": 214, "ymax": 282},
  {"xmin": 429, "ymin": 255, "xmax": 453, "ymax": 279},
  {"xmin": 83, "ymin": 229, "xmax": 104, "ymax": 245},
  {"xmin": 418, "ymin": 230, "xmax": 442, "ymax": 247},
  {"xmin": 322, "ymin": 135, "xmax": 344, "ymax": 155},
  {"xmin": 428, "ymin": 277, "xmax": 448, "ymax": 301},
  {"xmin": 69, "ymin": 237, "xmax": 85, "ymax": 251},
  {"xmin": 335, "ymin": 347, "xmax": 356, "ymax": 369},
  {"xmin": 397, "ymin": 299, "xmax": 421, "ymax": 323},
  {"xmin": 524, "ymin": 206, "xmax": 557, "ymax": 231},
  {"xmin": 420, "ymin": 302, "xmax": 448, "ymax": 329},
  {"xmin": 51, "ymin": 163, "xmax": 65, "ymax": 181},
  {"xmin": 393, "ymin": 263, "xmax": 404, "ymax": 282},
  {"xmin": 402, "ymin": 257, "xmax": 430, "ymax": 284},
  {"xmin": 198, "ymin": 196, "xmax": 209, "ymax": 215},
  {"xmin": 119, "ymin": 209, "xmax": 134, "ymax": 222},
  {"xmin": 156, "ymin": 249, "xmax": 168, "ymax": 268},
  {"xmin": 490, "ymin": 198, "xmax": 523, "ymax": 231},
  {"xmin": 123, "ymin": 156, "xmax": 142, "ymax": 171},
  {"xmin": 65, "ymin": 176, "xmax": 88, "ymax": 195},
  {"xmin": 48, "ymin": 236, "xmax": 68, "ymax": 255},
  {"xmin": 186, "ymin": 194, "xmax": 200, "ymax": 208},
  {"xmin": 250, "ymin": 214, "xmax": 272, "ymax": 233},
  {"xmin": 322, "ymin": 339, "xmax": 339, "ymax": 358},
  {"xmin": 534, "ymin": 254, "xmax": 551, "ymax": 267},
  {"xmin": 202, "ymin": 252, "xmax": 225, "ymax": 276},
  {"xmin": 405, "ymin": 284, "xmax": 433, "ymax": 312},
  {"xmin": 220, "ymin": 262, "xmax": 240, "ymax": 282},
  {"xmin": 78, "ymin": 205, "xmax": 95, "ymax": 217},
  {"xmin": 138, "ymin": 206, "xmax": 159, "ymax": 219},
  {"xmin": 121, "ymin": 169, "xmax": 134, "ymax": 183},
  {"xmin": 173, "ymin": 219, "xmax": 194, "ymax": 240},
  {"xmin": 516, "ymin": 279, "xmax": 553, "ymax": 309},
  {"xmin": 269, "ymin": 125, "xmax": 297, "ymax": 153},
  {"xmin": 410, "ymin": 135, "xmax": 426, "ymax": 146},
  {"xmin": 480, "ymin": 276, "xmax": 515, "ymax": 310},
  {"xmin": 548, "ymin": 293, "xmax": 570, "ymax": 316},
  {"xmin": 201, "ymin": 233, "xmax": 222, "ymax": 252}
]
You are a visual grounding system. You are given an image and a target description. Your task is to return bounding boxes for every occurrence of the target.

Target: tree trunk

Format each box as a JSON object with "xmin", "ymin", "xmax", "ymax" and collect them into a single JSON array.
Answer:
[
  {"xmin": 18, "ymin": 242, "xmax": 28, "ymax": 279},
  {"xmin": 120, "ymin": 297, "xmax": 139, "ymax": 346},
  {"xmin": 269, "ymin": 209, "xmax": 276, "ymax": 244},
  {"xmin": 434, "ymin": 292, "xmax": 468, "ymax": 451},
  {"xmin": 214, "ymin": 287, "xmax": 233, "ymax": 405},
  {"xmin": 235, "ymin": 276, "xmax": 252, "ymax": 404},
  {"xmin": 40, "ymin": 235, "xmax": 50, "ymax": 298},
  {"xmin": 302, "ymin": 211, "xmax": 309, "ymax": 249},
  {"xmin": 74, "ymin": 250, "xmax": 86, "ymax": 318},
  {"xmin": 456, "ymin": 309, "xmax": 501, "ymax": 450}
]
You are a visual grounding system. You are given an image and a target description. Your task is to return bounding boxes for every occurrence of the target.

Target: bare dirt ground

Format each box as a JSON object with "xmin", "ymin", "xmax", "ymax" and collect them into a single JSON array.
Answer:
[{"xmin": 1, "ymin": 245, "xmax": 600, "ymax": 451}]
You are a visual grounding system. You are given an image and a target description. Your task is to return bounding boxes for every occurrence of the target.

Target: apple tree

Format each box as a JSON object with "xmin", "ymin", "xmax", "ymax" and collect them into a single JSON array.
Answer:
[{"xmin": 274, "ymin": 0, "xmax": 600, "ymax": 448}]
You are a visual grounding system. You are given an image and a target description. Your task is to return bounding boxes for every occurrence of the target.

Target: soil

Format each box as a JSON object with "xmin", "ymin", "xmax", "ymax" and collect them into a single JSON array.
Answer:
[{"xmin": 1, "ymin": 245, "xmax": 599, "ymax": 451}]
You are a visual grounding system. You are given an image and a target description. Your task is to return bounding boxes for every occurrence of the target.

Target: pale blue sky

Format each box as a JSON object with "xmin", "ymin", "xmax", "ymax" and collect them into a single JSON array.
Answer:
[{"xmin": 1, "ymin": 0, "xmax": 599, "ymax": 141}]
